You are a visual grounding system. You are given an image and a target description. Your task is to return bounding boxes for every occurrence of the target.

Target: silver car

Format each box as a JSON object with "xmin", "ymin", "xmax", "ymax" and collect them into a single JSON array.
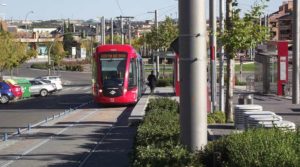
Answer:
[
  {"xmin": 35, "ymin": 76, "xmax": 63, "ymax": 91},
  {"xmin": 29, "ymin": 80, "xmax": 56, "ymax": 97}
]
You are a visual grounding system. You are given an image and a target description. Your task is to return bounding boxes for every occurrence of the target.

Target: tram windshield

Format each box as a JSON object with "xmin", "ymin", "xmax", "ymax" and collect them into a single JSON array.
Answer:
[{"xmin": 99, "ymin": 53, "xmax": 127, "ymax": 87}]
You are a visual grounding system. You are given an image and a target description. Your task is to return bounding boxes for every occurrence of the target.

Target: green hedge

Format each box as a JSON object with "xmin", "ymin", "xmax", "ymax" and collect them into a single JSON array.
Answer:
[
  {"xmin": 30, "ymin": 63, "xmax": 48, "ymax": 69},
  {"xmin": 132, "ymin": 98, "xmax": 299, "ymax": 167},
  {"xmin": 31, "ymin": 62, "xmax": 84, "ymax": 72},
  {"xmin": 207, "ymin": 111, "xmax": 226, "ymax": 124},
  {"xmin": 156, "ymin": 78, "xmax": 173, "ymax": 87},
  {"xmin": 132, "ymin": 98, "xmax": 199, "ymax": 166},
  {"xmin": 201, "ymin": 128, "xmax": 300, "ymax": 167}
]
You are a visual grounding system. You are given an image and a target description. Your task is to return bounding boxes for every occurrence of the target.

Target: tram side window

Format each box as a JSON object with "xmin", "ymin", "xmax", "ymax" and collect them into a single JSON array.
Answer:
[{"xmin": 128, "ymin": 59, "xmax": 137, "ymax": 89}]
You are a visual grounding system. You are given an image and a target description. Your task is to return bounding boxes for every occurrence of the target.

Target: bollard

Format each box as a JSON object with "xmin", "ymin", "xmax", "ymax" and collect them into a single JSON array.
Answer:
[
  {"xmin": 53, "ymin": 115, "xmax": 55, "ymax": 120},
  {"xmin": 3, "ymin": 133, "xmax": 7, "ymax": 141},
  {"xmin": 238, "ymin": 94, "xmax": 245, "ymax": 104},
  {"xmin": 246, "ymin": 94, "xmax": 253, "ymax": 104},
  {"xmin": 45, "ymin": 117, "xmax": 48, "ymax": 123},
  {"xmin": 28, "ymin": 123, "xmax": 31, "ymax": 131},
  {"xmin": 17, "ymin": 128, "xmax": 21, "ymax": 135}
]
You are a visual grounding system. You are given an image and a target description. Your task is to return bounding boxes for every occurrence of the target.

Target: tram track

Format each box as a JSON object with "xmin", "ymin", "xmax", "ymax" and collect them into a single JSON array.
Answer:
[
  {"xmin": 78, "ymin": 107, "xmax": 134, "ymax": 167},
  {"xmin": 0, "ymin": 104, "xmax": 133, "ymax": 167}
]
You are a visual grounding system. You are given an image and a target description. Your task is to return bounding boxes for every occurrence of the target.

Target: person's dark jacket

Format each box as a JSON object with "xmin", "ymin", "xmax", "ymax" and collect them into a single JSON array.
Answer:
[{"xmin": 147, "ymin": 74, "xmax": 157, "ymax": 88}]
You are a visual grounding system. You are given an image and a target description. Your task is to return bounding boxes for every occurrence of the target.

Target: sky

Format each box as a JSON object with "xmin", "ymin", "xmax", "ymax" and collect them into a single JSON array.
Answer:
[{"xmin": 0, "ymin": 0, "xmax": 285, "ymax": 21}]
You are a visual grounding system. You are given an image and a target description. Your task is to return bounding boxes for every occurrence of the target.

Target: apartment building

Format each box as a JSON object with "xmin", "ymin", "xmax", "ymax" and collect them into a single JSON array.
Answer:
[{"xmin": 268, "ymin": 0, "xmax": 293, "ymax": 40}]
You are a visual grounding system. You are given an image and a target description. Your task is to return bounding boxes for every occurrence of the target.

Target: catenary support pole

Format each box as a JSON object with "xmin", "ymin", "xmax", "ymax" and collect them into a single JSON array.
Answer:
[
  {"xmin": 128, "ymin": 20, "xmax": 132, "ymax": 45},
  {"xmin": 111, "ymin": 18, "xmax": 114, "ymax": 44},
  {"xmin": 101, "ymin": 17, "xmax": 105, "ymax": 45},
  {"xmin": 210, "ymin": 0, "xmax": 217, "ymax": 112},
  {"xmin": 293, "ymin": 0, "xmax": 300, "ymax": 104},
  {"xmin": 120, "ymin": 16, "xmax": 124, "ymax": 44},
  {"xmin": 155, "ymin": 10, "xmax": 160, "ymax": 78},
  {"xmin": 179, "ymin": 0, "xmax": 207, "ymax": 150},
  {"xmin": 219, "ymin": 0, "xmax": 225, "ymax": 112}
]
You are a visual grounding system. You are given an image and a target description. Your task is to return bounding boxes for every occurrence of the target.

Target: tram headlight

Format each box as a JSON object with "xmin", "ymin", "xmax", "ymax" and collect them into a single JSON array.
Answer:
[
  {"xmin": 123, "ymin": 88, "xmax": 127, "ymax": 94},
  {"xmin": 99, "ymin": 89, "xmax": 103, "ymax": 93}
]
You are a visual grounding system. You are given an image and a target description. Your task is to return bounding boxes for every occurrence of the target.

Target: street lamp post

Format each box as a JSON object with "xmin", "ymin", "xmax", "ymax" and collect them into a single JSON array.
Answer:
[
  {"xmin": 148, "ymin": 10, "xmax": 159, "ymax": 78},
  {"xmin": 25, "ymin": 10, "xmax": 34, "ymax": 32}
]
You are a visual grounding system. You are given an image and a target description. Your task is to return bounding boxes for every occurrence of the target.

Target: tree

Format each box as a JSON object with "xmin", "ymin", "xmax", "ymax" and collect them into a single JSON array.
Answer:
[
  {"xmin": 50, "ymin": 42, "xmax": 66, "ymax": 66},
  {"xmin": 222, "ymin": 0, "xmax": 269, "ymax": 122},
  {"xmin": 80, "ymin": 39, "xmax": 93, "ymax": 57},
  {"xmin": 0, "ymin": 31, "xmax": 36, "ymax": 76},
  {"xmin": 63, "ymin": 20, "xmax": 77, "ymax": 56},
  {"xmin": 144, "ymin": 17, "xmax": 178, "ymax": 51}
]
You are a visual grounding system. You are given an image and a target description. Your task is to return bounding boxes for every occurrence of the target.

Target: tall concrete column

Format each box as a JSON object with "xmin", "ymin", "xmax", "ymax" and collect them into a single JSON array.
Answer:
[
  {"xmin": 101, "ymin": 17, "xmax": 105, "ymax": 45},
  {"xmin": 209, "ymin": 0, "xmax": 217, "ymax": 111},
  {"xmin": 219, "ymin": 0, "xmax": 225, "ymax": 112},
  {"xmin": 179, "ymin": 0, "xmax": 207, "ymax": 150},
  {"xmin": 128, "ymin": 20, "xmax": 132, "ymax": 45},
  {"xmin": 120, "ymin": 17, "xmax": 124, "ymax": 44},
  {"xmin": 111, "ymin": 18, "xmax": 114, "ymax": 44},
  {"xmin": 155, "ymin": 10, "xmax": 160, "ymax": 78},
  {"xmin": 293, "ymin": 0, "xmax": 300, "ymax": 104}
]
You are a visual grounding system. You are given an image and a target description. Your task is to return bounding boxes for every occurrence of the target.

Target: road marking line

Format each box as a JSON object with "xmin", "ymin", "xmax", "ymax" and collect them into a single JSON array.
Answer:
[
  {"xmin": 0, "ymin": 110, "xmax": 97, "ymax": 167},
  {"xmin": 78, "ymin": 107, "xmax": 130, "ymax": 167}
]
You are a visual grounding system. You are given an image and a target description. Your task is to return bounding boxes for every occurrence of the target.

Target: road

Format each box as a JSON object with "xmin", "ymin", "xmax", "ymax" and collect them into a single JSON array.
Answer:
[
  {"xmin": 0, "ymin": 63, "xmax": 93, "ymax": 135},
  {"xmin": 2, "ymin": 63, "xmax": 91, "ymax": 86},
  {"xmin": 0, "ymin": 104, "xmax": 135, "ymax": 167},
  {"xmin": 0, "ymin": 63, "xmax": 137, "ymax": 167}
]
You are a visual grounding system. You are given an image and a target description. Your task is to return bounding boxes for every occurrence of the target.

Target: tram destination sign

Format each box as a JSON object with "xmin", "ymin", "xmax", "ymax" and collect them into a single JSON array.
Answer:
[{"xmin": 100, "ymin": 53, "xmax": 127, "ymax": 59}]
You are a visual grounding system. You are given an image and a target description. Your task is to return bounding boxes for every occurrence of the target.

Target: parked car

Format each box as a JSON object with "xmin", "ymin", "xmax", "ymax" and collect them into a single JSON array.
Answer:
[
  {"xmin": 29, "ymin": 80, "xmax": 56, "ymax": 97},
  {"xmin": 6, "ymin": 83, "xmax": 23, "ymax": 100},
  {"xmin": 4, "ymin": 79, "xmax": 23, "ymax": 100},
  {"xmin": 35, "ymin": 76, "xmax": 63, "ymax": 91},
  {"xmin": 0, "ymin": 82, "xmax": 15, "ymax": 104}
]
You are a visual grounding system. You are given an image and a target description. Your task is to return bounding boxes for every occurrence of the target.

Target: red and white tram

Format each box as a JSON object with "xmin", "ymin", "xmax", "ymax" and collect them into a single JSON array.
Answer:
[{"xmin": 92, "ymin": 44, "xmax": 145, "ymax": 105}]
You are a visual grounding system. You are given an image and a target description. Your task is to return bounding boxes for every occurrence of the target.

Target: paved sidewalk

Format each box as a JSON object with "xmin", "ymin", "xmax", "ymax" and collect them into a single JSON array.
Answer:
[{"xmin": 209, "ymin": 86, "xmax": 300, "ymax": 140}]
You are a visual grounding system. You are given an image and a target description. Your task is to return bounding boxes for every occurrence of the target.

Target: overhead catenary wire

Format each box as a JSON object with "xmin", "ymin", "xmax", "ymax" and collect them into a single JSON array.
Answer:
[{"xmin": 115, "ymin": 0, "xmax": 124, "ymax": 15}]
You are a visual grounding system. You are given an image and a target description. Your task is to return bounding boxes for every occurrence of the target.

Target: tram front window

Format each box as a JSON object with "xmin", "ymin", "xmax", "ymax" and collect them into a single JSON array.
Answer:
[{"xmin": 100, "ymin": 56, "xmax": 126, "ymax": 87}]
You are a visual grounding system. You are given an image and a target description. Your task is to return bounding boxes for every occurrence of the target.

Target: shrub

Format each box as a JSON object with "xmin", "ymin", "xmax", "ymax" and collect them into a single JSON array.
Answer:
[
  {"xmin": 31, "ymin": 62, "xmax": 84, "ymax": 72},
  {"xmin": 65, "ymin": 64, "xmax": 83, "ymax": 71},
  {"xmin": 30, "ymin": 63, "xmax": 48, "ymax": 69},
  {"xmin": 207, "ymin": 111, "xmax": 226, "ymax": 124},
  {"xmin": 132, "ymin": 97, "xmax": 202, "ymax": 166},
  {"xmin": 133, "ymin": 143, "xmax": 197, "ymax": 167},
  {"xmin": 200, "ymin": 128, "xmax": 300, "ymax": 167},
  {"xmin": 145, "ymin": 97, "xmax": 178, "ymax": 113},
  {"xmin": 156, "ymin": 78, "xmax": 173, "ymax": 87}
]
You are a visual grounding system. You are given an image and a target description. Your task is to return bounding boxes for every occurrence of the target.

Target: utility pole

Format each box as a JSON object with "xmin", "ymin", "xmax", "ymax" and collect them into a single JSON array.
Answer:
[
  {"xmin": 101, "ymin": 16, "xmax": 105, "ymax": 45},
  {"xmin": 209, "ymin": 0, "xmax": 217, "ymax": 112},
  {"xmin": 179, "ymin": 0, "xmax": 207, "ymax": 150},
  {"xmin": 116, "ymin": 16, "xmax": 134, "ymax": 45},
  {"xmin": 219, "ymin": 0, "xmax": 225, "ymax": 112},
  {"xmin": 148, "ymin": 10, "xmax": 160, "ymax": 78},
  {"xmin": 155, "ymin": 10, "xmax": 160, "ymax": 78},
  {"xmin": 128, "ymin": 20, "xmax": 132, "ymax": 45},
  {"xmin": 293, "ymin": 0, "xmax": 300, "ymax": 104},
  {"xmin": 111, "ymin": 18, "xmax": 114, "ymax": 44}
]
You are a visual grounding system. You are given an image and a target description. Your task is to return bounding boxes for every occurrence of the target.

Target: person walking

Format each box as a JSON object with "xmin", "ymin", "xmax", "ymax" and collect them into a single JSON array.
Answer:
[{"xmin": 147, "ymin": 70, "xmax": 157, "ymax": 94}]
